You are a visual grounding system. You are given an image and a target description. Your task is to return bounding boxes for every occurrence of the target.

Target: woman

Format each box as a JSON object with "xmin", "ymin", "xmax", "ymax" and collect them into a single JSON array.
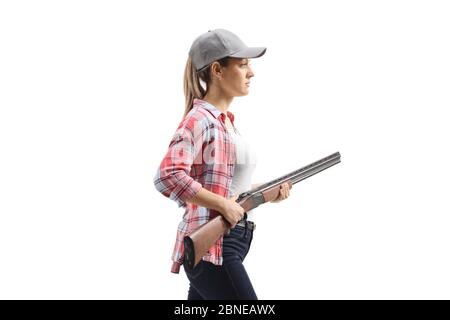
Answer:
[{"xmin": 154, "ymin": 29, "xmax": 291, "ymax": 300}]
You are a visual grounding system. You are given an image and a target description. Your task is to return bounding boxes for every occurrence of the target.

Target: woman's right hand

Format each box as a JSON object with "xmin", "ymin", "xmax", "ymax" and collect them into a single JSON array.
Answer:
[{"xmin": 219, "ymin": 195, "xmax": 245, "ymax": 228}]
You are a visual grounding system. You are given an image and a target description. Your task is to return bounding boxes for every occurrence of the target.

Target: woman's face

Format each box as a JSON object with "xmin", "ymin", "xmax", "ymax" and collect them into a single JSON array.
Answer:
[{"xmin": 217, "ymin": 58, "xmax": 255, "ymax": 97}]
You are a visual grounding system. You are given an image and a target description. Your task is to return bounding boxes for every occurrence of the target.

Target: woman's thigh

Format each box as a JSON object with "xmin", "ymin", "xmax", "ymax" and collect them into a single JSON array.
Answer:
[
  {"xmin": 222, "ymin": 254, "xmax": 257, "ymax": 300},
  {"xmin": 187, "ymin": 283, "xmax": 203, "ymax": 300},
  {"xmin": 185, "ymin": 260, "xmax": 239, "ymax": 300},
  {"xmin": 185, "ymin": 227, "xmax": 257, "ymax": 300}
]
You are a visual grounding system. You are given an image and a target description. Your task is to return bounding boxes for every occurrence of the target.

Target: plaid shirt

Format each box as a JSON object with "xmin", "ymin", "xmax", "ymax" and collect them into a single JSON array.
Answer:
[{"xmin": 154, "ymin": 98, "xmax": 237, "ymax": 273}]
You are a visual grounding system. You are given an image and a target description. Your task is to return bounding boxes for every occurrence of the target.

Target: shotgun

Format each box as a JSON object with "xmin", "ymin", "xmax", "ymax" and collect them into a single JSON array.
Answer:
[{"xmin": 183, "ymin": 151, "xmax": 341, "ymax": 270}]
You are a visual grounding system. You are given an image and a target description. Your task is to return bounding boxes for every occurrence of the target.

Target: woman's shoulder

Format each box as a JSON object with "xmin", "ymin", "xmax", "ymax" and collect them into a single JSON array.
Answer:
[{"xmin": 182, "ymin": 105, "xmax": 218, "ymax": 132}]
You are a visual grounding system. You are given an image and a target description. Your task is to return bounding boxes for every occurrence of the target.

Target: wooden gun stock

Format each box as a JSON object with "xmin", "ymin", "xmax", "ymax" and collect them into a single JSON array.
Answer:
[{"xmin": 183, "ymin": 182, "xmax": 290, "ymax": 270}]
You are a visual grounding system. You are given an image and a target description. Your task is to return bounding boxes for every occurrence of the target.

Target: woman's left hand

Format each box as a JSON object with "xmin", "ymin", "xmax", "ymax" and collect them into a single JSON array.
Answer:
[{"xmin": 270, "ymin": 182, "xmax": 292, "ymax": 203}]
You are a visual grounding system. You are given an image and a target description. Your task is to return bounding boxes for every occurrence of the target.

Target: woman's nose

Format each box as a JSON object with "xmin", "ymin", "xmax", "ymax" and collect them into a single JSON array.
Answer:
[{"xmin": 247, "ymin": 65, "xmax": 255, "ymax": 77}]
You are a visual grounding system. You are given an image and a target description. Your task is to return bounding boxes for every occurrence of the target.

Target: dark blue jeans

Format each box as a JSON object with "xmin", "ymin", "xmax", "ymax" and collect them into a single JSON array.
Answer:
[{"xmin": 184, "ymin": 223, "xmax": 257, "ymax": 300}]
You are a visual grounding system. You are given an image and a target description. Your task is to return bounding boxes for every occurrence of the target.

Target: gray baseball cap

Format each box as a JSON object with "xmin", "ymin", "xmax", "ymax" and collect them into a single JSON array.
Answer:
[{"xmin": 189, "ymin": 29, "xmax": 267, "ymax": 71}]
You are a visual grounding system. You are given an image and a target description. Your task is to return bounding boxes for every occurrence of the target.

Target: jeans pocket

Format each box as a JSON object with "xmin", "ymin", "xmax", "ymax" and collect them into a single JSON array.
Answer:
[{"xmin": 224, "ymin": 225, "xmax": 244, "ymax": 239}]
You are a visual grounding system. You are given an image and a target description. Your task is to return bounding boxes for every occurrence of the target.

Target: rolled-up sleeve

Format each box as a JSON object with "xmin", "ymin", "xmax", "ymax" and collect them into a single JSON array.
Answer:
[{"xmin": 153, "ymin": 120, "xmax": 203, "ymax": 208}]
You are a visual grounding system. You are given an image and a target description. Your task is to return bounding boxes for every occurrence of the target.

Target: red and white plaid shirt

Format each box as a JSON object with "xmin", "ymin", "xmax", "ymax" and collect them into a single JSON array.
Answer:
[{"xmin": 154, "ymin": 98, "xmax": 237, "ymax": 273}]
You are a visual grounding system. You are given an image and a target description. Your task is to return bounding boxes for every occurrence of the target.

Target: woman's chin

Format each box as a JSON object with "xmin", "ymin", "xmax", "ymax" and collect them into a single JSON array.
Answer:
[{"xmin": 239, "ymin": 89, "xmax": 250, "ymax": 96}]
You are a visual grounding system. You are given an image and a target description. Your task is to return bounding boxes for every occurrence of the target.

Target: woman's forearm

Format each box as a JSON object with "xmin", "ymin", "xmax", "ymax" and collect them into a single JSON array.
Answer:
[
  {"xmin": 188, "ymin": 183, "xmax": 263, "ymax": 213},
  {"xmin": 187, "ymin": 187, "xmax": 226, "ymax": 213}
]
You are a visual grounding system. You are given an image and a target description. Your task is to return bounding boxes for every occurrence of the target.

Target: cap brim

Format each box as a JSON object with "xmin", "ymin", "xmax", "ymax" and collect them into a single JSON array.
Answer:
[{"xmin": 228, "ymin": 47, "xmax": 267, "ymax": 59}]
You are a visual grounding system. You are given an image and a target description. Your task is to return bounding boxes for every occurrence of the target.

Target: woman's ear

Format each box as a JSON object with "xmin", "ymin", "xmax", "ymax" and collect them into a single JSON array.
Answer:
[{"xmin": 210, "ymin": 62, "xmax": 223, "ymax": 79}]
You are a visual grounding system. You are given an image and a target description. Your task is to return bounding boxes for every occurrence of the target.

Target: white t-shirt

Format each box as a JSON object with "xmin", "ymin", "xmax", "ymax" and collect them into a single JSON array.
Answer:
[{"xmin": 228, "ymin": 128, "xmax": 258, "ymax": 222}]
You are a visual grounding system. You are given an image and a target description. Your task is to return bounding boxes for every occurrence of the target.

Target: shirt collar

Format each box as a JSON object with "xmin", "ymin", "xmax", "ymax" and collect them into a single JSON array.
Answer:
[{"xmin": 193, "ymin": 98, "xmax": 235, "ymax": 125}]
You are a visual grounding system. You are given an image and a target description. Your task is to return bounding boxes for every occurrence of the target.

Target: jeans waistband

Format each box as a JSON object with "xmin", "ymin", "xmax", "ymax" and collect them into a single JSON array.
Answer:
[{"xmin": 236, "ymin": 220, "xmax": 256, "ymax": 231}]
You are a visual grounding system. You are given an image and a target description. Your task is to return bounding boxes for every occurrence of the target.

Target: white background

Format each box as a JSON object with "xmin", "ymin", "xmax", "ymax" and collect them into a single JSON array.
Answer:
[{"xmin": 1, "ymin": 0, "xmax": 449, "ymax": 299}]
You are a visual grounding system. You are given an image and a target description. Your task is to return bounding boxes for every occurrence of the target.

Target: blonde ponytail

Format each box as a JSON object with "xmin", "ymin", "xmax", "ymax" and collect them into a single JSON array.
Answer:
[
  {"xmin": 183, "ymin": 57, "xmax": 206, "ymax": 120},
  {"xmin": 182, "ymin": 56, "xmax": 230, "ymax": 121}
]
